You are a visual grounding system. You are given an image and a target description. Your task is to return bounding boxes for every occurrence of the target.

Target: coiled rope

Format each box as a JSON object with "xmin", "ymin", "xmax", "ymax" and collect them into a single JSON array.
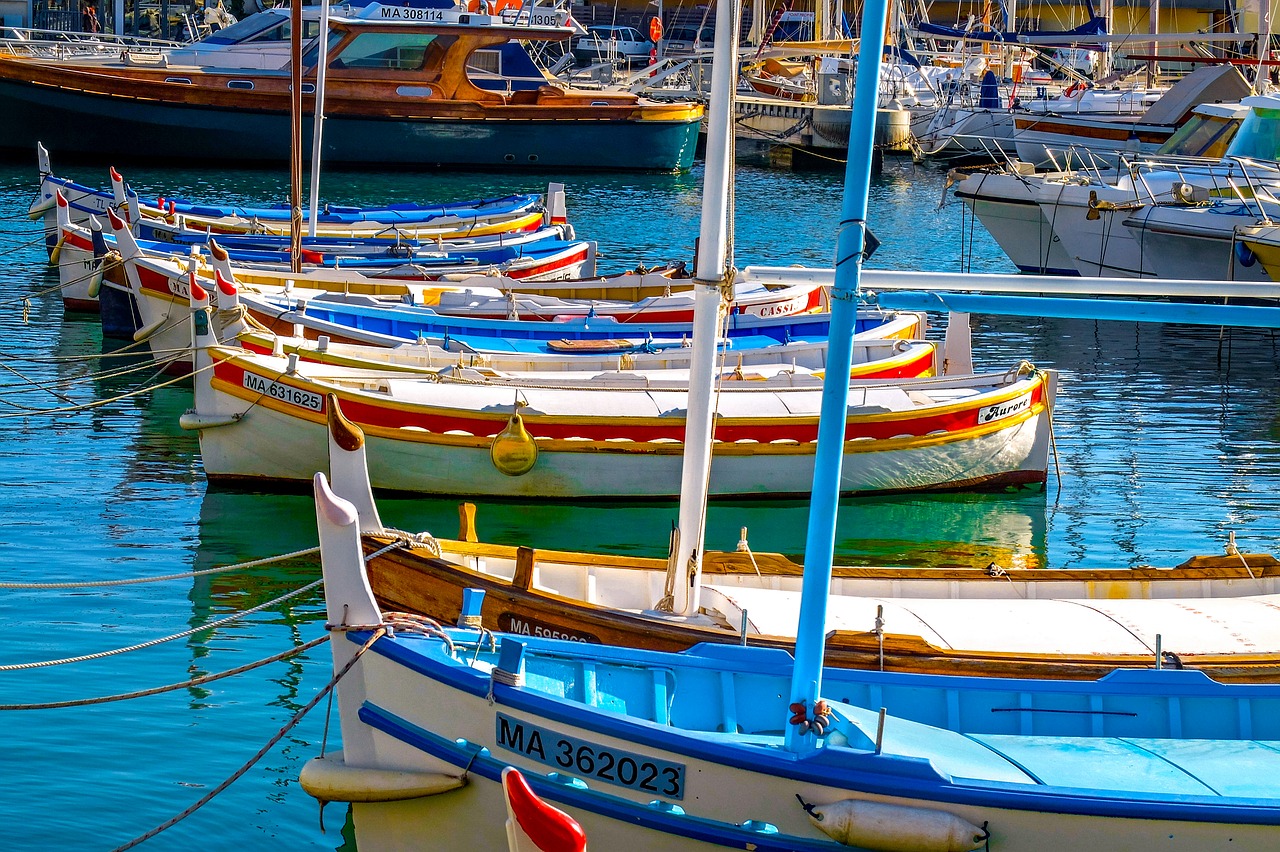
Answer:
[{"xmin": 0, "ymin": 579, "xmax": 321, "ymax": 671}]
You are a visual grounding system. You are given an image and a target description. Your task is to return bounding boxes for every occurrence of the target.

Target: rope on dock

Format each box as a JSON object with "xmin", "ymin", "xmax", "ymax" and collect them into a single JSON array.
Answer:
[
  {"xmin": 0, "ymin": 545, "xmax": 320, "ymax": 589},
  {"xmin": 0, "ymin": 579, "xmax": 322, "ymax": 671},
  {"xmin": 106, "ymin": 628, "xmax": 387, "ymax": 852},
  {"xmin": 0, "ymin": 635, "xmax": 329, "ymax": 710}
]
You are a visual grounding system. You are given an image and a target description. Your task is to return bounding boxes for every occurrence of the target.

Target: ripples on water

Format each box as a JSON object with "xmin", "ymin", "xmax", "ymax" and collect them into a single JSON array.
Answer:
[{"xmin": 0, "ymin": 157, "xmax": 1277, "ymax": 849}]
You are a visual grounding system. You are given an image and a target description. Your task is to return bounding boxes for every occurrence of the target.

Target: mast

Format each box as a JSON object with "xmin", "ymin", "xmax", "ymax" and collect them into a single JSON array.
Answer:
[
  {"xmin": 308, "ymin": 0, "xmax": 333, "ymax": 238},
  {"xmin": 289, "ymin": 0, "xmax": 303, "ymax": 273},
  {"xmin": 664, "ymin": 0, "xmax": 739, "ymax": 616},
  {"xmin": 1147, "ymin": 0, "xmax": 1160, "ymax": 88},
  {"xmin": 783, "ymin": 0, "xmax": 888, "ymax": 753}
]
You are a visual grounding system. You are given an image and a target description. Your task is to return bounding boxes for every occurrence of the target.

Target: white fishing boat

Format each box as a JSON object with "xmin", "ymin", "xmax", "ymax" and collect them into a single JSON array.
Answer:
[{"xmin": 299, "ymin": 1, "xmax": 1280, "ymax": 846}]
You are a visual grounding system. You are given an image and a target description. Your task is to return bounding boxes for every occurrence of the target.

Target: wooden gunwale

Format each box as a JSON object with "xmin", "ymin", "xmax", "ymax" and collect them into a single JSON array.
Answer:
[{"xmin": 361, "ymin": 536, "xmax": 1280, "ymax": 682}]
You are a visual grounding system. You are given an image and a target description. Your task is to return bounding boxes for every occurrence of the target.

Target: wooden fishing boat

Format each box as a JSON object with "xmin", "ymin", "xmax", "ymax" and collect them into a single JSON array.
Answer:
[
  {"xmin": 0, "ymin": 2, "xmax": 702, "ymax": 171},
  {"xmin": 33, "ymin": 157, "xmax": 557, "ymax": 253},
  {"xmin": 307, "ymin": 472, "xmax": 1280, "ymax": 851},
  {"xmin": 91, "ymin": 205, "xmax": 836, "ymax": 364},
  {"xmin": 184, "ymin": 302, "xmax": 1053, "ymax": 498},
  {"xmin": 321, "ymin": 400, "xmax": 1280, "ymax": 680},
  {"xmin": 301, "ymin": 6, "xmax": 1280, "ymax": 847}
]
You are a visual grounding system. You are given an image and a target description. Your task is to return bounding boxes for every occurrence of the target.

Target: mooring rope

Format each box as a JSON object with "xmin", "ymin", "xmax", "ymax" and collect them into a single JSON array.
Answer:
[
  {"xmin": 0, "ymin": 546, "xmax": 320, "ymax": 589},
  {"xmin": 107, "ymin": 627, "xmax": 387, "ymax": 852},
  {"xmin": 0, "ymin": 635, "xmax": 329, "ymax": 711},
  {"xmin": 0, "ymin": 351, "xmax": 227, "ymax": 419},
  {"xmin": 0, "ymin": 579, "xmax": 322, "ymax": 671}
]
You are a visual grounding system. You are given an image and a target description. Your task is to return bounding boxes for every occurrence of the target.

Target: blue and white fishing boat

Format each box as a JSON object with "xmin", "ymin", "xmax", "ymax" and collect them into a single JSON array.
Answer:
[{"xmin": 301, "ymin": 0, "xmax": 1280, "ymax": 847}]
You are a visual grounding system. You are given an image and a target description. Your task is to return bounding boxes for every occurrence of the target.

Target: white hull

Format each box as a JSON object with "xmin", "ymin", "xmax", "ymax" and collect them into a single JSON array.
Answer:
[
  {"xmin": 1125, "ymin": 206, "xmax": 1275, "ymax": 282},
  {"xmin": 953, "ymin": 171, "xmax": 1077, "ymax": 275},
  {"xmin": 192, "ymin": 379, "xmax": 1052, "ymax": 497},
  {"xmin": 1035, "ymin": 182, "xmax": 1155, "ymax": 279}
]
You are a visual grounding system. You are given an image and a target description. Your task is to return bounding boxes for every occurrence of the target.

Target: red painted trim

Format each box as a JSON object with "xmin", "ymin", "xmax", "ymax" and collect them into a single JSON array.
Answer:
[{"xmin": 503, "ymin": 768, "xmax": 587, "ymax": 852}]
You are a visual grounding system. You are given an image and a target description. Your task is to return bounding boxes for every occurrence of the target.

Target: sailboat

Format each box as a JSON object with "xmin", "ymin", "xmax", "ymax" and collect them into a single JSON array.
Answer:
[{"xmin": 300, "ymin": 0, "xmax": 1280, "ymax": 846}]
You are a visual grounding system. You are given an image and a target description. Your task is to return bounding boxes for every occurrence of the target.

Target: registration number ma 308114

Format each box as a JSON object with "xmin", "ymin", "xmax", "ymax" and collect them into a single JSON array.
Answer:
[{"xmin": 495, "ymin": 712, "xmax": 686, "ymax": 799}]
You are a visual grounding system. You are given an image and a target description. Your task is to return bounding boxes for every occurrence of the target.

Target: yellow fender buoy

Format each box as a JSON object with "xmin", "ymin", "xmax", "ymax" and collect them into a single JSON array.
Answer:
[
  {"xmin": 48, "ymin": 234, "xmax": 65, "ymax": 266},
  {"xmin": 804, "ymin": 796, "xmax": 987, "ymax": 852},
  {"xmin": 490, "ymin": 409, "xmax": 538, "ymax": 476}
]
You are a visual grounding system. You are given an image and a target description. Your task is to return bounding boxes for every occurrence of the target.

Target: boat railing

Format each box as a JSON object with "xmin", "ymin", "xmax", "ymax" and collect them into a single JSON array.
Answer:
[{"xmin": 0, "ymin": 25, "xmax": 181, "ymax": 59}]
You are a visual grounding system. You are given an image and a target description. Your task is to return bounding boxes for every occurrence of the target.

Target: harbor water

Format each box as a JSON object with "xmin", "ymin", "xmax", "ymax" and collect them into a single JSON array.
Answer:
[{"xmin": 1, "ymin": 157, "xmax": 1279, "ymax": 850}]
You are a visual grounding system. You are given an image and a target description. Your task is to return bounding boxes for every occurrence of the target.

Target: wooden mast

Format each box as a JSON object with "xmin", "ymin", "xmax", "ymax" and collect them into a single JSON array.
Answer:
[{"xmin": 289, "ymin": 0, "xmax": 303, "ymax": 273}]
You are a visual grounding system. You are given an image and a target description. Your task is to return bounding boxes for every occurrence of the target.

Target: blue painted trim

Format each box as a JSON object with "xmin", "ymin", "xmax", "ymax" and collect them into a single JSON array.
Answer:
[
  {"xmin": 358, "ymin": 702, "xmax": 850, "ymax": 852},
  {"xmin": 345, "ymin": 633, "xmax": 1280, "ymax": 826},
  {"xmin": 1013, "ymin": 265, "xmax": 1082, "ymax": 276},
  {"xmin": 876, "ymin": 292, "xmax": 1280, "ymax": 328}
]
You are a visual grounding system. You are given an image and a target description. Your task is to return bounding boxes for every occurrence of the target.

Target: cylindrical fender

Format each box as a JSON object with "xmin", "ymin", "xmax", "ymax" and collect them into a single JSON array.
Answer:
[{"xmin": 807, "ymin": 797, "xmax": 987, "ymax": 852}]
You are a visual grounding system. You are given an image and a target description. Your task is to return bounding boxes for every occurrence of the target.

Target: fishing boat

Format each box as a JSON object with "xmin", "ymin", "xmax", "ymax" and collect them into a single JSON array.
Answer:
[
  {"xmin": 183, "ymin": 298, "xmax": 1047, "ymax": 498},
  {"xmin": 94, "ymin": 204, "xmax": 834, "ymax": 363},
  {"xmin": 300, "ymin": 2, "xmax": 1280, "ymax": 846},
  {"xmin": 317, "ymin": 396, "xmax": 1280, "ymax": 679},
  {"xmin": 0, "ymin": 2, "xmax": 702, "ymax": 171},
  {"xmin": 32, "ymin": 153, "xmax": 558, "ymax": 252}
]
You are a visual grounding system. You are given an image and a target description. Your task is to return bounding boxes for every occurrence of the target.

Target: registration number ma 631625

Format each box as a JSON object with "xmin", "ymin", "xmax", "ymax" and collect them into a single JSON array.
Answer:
[{"xmin": 495, "ymin": 712, "xmax": 685, "ymax": 800}]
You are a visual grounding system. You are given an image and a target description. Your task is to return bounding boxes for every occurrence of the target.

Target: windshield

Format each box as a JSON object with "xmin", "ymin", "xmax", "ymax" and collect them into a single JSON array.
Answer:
[
  {"xmin": 325, "ymin": 32, "xmax": 442, "ymax": 71},
  {"xmin": 1158, "ymin": 114, "xmax": 1240, "ymax": 159},
  {"xmin": 1224, "ymin": 107, "xmax": 1280, "ymax": 160}
]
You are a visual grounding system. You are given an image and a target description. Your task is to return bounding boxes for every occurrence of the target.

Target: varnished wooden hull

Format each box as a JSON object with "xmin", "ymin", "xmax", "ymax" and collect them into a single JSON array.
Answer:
[
  {"xmin": 363, "ymin": 535, "xmax": 1280, "ymax": 682},
  {"xmin": 0, "ymin": 76, "xmax": 700, "ymax": 171}
]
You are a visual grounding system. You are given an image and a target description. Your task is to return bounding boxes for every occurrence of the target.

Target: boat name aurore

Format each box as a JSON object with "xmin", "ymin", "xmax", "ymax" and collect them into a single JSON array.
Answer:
[
  {"xmin": 242, "ymin": 374, "xmax": 323, "ymax": 412},
  {"xmin": 978, "ymin": 391, "xmax": 1032, "ymax": 424}
]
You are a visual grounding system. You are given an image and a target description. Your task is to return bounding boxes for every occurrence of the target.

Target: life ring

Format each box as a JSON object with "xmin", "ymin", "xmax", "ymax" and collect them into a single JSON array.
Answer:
[{"xmin": 649, "ymin": 16, "xmax": 663, "ymax": 42}]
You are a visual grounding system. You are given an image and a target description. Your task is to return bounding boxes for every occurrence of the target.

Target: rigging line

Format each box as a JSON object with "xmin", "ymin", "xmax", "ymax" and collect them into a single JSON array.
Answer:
[
  {"xmin": 0, "ymin": 352, "xmax": 226, "ymax": 419},
  {"xmin": 0, "ymin": 545, "xmax": 321, "ymax": 589},
  {"xmin": 0, "ymin": 348, "xmax": 176, "ymax": 391},
  {"xmin": 0, "ymin": 579, "xmax": 323, "ymax": 671},
  {"xmin": 0, "ymin": 636, "xmax": 329, "ymax": 711},
  {"xmin": 0, "ymin": 358, "xmax": 77, "ymax": 405},
  {"xmin": 107, "ymin": 628, "xmax": 387, "ymax": 852}
]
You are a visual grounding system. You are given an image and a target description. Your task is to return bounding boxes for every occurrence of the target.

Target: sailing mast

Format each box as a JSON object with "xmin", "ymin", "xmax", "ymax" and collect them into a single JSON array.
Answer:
[
  {"xmin": 783, "ymin": 0, "xmax": 889, "ymax": 753},
  {"xmin": 308, "ymin": 0, "xmax": 333, "ymax": 237},
  {"xmin": 289, "ymin": 0, "xmax": 303, "ymax": 273},
  {"xmin": 662, "ymin": 0, "xmax": 739, "ymax": 617}
]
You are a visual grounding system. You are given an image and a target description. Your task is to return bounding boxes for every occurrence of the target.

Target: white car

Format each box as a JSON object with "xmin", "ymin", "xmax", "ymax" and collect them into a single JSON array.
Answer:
[{"xmin": 572, "ymin": 25, "xmax": 653, "ymax": 66}]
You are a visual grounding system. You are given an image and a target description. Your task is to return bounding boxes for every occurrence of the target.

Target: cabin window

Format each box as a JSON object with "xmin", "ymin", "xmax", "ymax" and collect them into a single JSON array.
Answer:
[
  {"xmin": 301, "ymin": 31, "xmax": 346, "ymax": 68},
  {"xmin": 227, "ymin": 80, "xmax": 254, "ymax": 89},
  {"xmin": 328, "ymin": 32, "xmax": 439, "ymax": 71},
  {"xmin": 165, "ymin": 76, "xmax": 193, "ymax": 84},
  {"xmin": 468, "ymin": 49, "xmax": 502, "ymax": 76}
]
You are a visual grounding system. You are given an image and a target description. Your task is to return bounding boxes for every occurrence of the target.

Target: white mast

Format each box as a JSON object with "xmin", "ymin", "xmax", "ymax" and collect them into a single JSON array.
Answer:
[
  {"xmin": 308, "ymin": 0, "xmax": 333, "ymax": 238},
  {"xmin": 663, "ymin": 0, "xmax": 739, "ymax": 616}
]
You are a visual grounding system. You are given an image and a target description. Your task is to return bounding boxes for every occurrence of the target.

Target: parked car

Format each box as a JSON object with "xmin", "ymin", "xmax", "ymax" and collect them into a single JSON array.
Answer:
[
  {"xmin": 662, "ymin": 24, "xmax": 713, "ymax": 58},
  {"xmin": 572, "ymin": 25, "xmax": 653, "ymax": 66}
]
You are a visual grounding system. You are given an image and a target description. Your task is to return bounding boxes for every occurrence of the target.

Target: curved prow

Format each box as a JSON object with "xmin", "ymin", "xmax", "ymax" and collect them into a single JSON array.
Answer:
[
  {"xmin": 314, "ymin": 471, "xmax": 382, "ymax": 631},
  {"xmin": 207, "ymin": 238, "xmax": 235, "ymax": 282},
  {"xmin": 326, "ymin": 394, "xmax": 384, "ymax": 533},
  {"xmin": 106, "ymin": 206, "xmax": 143, "ymax": 262},
  {"xmin": 109, "ymin": 166, "xmax": 126, "ymax": 208},
  {"xmin": 37, "ymin": 142, "xmax": 50, "ymax": 176}
]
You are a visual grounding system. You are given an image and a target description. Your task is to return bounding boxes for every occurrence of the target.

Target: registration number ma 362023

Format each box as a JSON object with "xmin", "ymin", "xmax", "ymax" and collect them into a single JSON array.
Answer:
[{"xmin": 495, "ymin": 712, "xmax": 685, "ymax": 799}]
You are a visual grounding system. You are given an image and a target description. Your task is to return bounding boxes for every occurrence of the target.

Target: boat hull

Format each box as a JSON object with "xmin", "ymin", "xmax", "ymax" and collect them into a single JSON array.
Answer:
[
  {"xmin": 328, "ymin": 631, "xmax": 1280, "ymax": 852},
  {"xmin": 0, "ymin": 78, "xmax": 701, "ymax": 171},
  {"xmin": 191, "ymin": 355, "xmax": 1053, "ymax": 498},
  {"xmin": 953, "ymin": 171, "xmax": 1078, "ymax": 275}
]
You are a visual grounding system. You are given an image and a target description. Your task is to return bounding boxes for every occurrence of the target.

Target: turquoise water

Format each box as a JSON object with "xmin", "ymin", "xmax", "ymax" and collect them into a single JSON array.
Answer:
[{"xmin": 1, "ymin": 156, "xmax": 1279, "ymax": 850}]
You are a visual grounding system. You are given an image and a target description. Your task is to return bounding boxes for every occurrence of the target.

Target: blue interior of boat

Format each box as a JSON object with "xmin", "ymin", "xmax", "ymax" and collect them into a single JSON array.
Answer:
[{"xmin": 399, "ymin": 630, "xmax": 1280, "ymax": 796}]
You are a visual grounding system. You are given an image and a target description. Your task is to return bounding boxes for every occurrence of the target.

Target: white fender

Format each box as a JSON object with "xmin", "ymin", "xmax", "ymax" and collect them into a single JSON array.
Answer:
[
  {"xmin": 299, "ymin": 750, "xmax": 463, "ymax": 803},
  {"xmin": 807, "ymin": 798, "xmax": 986, "ymax": 852}
]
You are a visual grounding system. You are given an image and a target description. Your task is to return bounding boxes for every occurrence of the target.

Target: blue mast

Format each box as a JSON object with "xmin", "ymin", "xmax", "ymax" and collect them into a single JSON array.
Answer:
[{"xmin": 783, "ymin": 0, "xmax": 890, "ymax": 753}]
